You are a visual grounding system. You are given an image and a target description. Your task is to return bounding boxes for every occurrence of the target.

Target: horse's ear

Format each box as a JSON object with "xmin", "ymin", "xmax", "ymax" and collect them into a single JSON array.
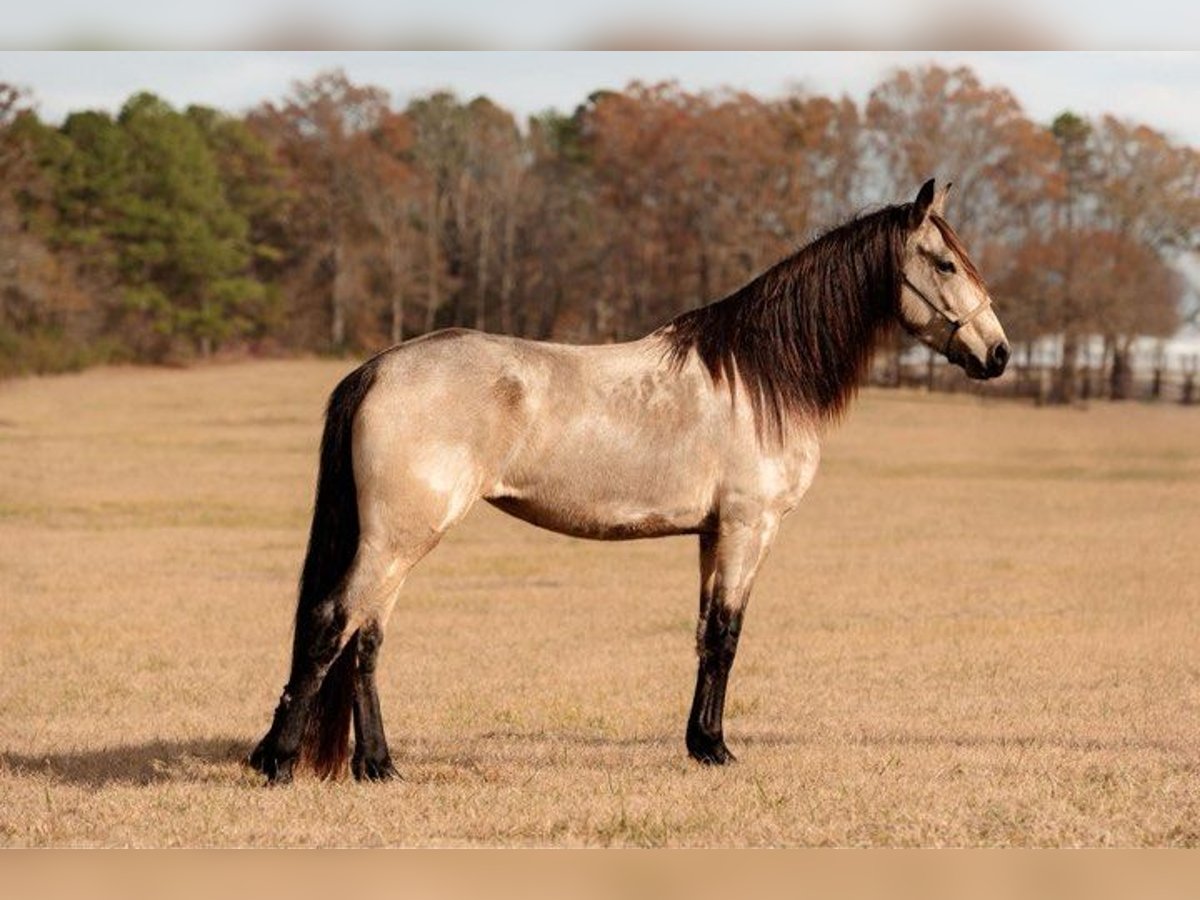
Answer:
[
  {"xmin": 911, "ymin": 178, "xmax": 935, "ymax": 227},
  {"xmin": 932, "ymin": 181, "xmax": 952, "ymax": 217}
]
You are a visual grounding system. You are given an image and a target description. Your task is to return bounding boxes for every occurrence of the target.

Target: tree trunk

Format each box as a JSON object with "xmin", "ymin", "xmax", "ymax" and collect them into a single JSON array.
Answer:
[
  {"xmin": 631, "ymin": 236, "xmax": 649, "ymax": 341},
  {"xmin": 499, "ymin": 200, "xmax": 516, "ymax": 335},
  {"xmin": 390, "ymin": 241, "xmax": 406, "ymax": 346},
  {"xmin": 1150, "ymin": 342, "xmax": 1166, "ymax": 400},
  {"xmin": 1109, "ymin": 337, "xmax": 1133, "ymax": 400},
  {"xmin": 476, "ymin": 204, "xmax": 491, "ymax": 332},
  {"xmin": 1182, "ymin": 357, "xmax": 1198, "ymax": 406},
  {"xmin": 331, "ymin": 239, "xmax": 346, "ymax": 350},
  {"xmin": 452, "ymin": 175, "xmax": 470, "ymax": 327},
  {"xmin": 698, "ymin": 240, "xmax": 711, "ymax": 310},
  {"xmin": 424, "ymin": 189, "xmax": 440, "ymax": 334},
  {"xmin": 1016, "ymin": 341, "xmax": 1034, "ymax": 397},
  {"xmin": 1053, "ymin": 332, "xmax": 1079, "ymax": 404}
]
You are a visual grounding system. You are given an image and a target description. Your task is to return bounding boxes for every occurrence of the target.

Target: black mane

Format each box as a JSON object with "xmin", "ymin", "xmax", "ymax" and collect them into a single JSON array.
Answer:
[{"xmin": 662, "ymin": 203, "xmax": 915, "ymax": 439}]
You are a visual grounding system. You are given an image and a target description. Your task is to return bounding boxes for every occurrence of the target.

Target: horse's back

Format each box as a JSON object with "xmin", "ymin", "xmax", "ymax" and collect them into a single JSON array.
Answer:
[{"xmin": 363, "ymin": 326, "xmax": 698, "ymax": 431}]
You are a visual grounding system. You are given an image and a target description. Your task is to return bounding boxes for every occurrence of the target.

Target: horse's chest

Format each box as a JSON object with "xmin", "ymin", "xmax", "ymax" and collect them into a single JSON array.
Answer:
[{"xmin": 729, "ymin": 437, "xmax": 822, "ymax": 516}]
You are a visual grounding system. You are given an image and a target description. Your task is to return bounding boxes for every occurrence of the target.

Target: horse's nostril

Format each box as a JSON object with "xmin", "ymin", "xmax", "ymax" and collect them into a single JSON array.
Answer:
[{"xmin": 990, "ymin": 342, "xmax": 1010, "ymax": 374}]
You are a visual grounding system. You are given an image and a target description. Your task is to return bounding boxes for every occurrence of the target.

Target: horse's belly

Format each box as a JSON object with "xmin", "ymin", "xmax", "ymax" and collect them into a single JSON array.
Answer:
[
  {"xmin": 481, "ymin": 370, "xmax": 721, "ymax": 539},
  {"xmin": 485, "ymin": 492, "xmax": 713, "ymax": 540},
  {"xmin": 484, "ymin": 448, "xmax": 716, "ymax": 539}
]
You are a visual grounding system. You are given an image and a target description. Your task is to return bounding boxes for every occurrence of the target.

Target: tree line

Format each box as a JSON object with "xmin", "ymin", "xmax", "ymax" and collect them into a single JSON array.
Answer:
[{"xmin": 1, "ymin": 65, "xmax": 1197, "ymax": 401}]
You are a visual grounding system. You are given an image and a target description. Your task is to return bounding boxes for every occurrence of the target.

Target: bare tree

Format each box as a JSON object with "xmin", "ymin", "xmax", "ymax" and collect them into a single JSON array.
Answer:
[{"xmin": 256, "ymin": 70, "xmax": 391, "ymax": 350}]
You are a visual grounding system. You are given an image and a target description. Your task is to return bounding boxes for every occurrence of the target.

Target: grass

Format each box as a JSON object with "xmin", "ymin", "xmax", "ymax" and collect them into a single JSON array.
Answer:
[{"xmin": 1, "ymin": 360, "xmax": 1199, "ymax": 847}]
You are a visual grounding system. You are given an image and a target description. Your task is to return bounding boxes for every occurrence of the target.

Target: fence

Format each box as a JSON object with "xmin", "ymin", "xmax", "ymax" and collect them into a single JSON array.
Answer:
[{"xmin": 869, "ymin": 349, "xmax": 1199, "ymax": 405}]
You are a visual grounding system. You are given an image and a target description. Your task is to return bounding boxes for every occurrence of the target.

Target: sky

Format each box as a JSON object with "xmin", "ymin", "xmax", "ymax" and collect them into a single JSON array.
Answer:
[
  {"xmin": 2, "ymin": 51, "xmax": 1200, "ymax": 147},
  {"xmin": 3, "ymin": 1, "xmax": 1199, "ymax": 49}
]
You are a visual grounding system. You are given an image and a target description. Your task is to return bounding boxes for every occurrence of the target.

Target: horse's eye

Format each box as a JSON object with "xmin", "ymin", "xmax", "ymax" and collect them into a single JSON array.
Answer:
[{"xmin": 934, "ymin": 258, "xmax": 956, "ymax": 274}]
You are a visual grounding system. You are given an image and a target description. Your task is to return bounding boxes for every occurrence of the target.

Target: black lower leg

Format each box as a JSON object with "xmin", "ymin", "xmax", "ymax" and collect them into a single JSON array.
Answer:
[
  {"xmin": 248, "ymin": 685, "xmax": 313, "ymax": 783},
  {"xmin": 351, "ymin": 623, "xmax": 398, "ymax": 781},
  {"xmin": 686, "ymin": 602, "xmax": 743, "ymax": 765},
  {"xmin": 248, "ymin": 601, "xmax": 345, "ymax": 783}
]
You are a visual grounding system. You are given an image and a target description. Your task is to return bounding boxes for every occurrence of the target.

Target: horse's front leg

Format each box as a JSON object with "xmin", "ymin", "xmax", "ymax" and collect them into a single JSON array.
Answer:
[{"xmin": 686, "ymin": 517, "xmax": 777, "ymax": 765}]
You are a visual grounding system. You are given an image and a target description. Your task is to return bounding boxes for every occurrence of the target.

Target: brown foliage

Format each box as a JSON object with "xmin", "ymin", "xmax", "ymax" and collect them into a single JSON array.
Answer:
[{"xmin": 2, "ymin": 65, "xmax": 1197, "ymax": 387}]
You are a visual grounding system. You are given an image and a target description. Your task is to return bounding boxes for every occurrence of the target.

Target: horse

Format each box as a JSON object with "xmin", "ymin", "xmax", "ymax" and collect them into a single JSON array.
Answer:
[{"xmin": 247, "ymin": 178, "xmax": 1010, "ymax": 783}]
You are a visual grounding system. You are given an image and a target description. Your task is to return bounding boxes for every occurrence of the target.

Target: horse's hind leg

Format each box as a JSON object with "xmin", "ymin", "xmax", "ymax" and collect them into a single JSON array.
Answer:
[
  {"xmin": 252, "ymin": 541, "xmax": 412, "ymax": 784},
  {"xmin": 251, "ymin": 591, "xmax": 355, "ymax": 784},
  {"xmin": 346, "ymin": 490, "xmax": 484, "ymax": 781},
  {"xmin": 351, "ymin": 618, "xmax": 399, "ymax": 781},
  {"xmin": 344, "ymin": 438, "xmax": 495, "ymax": 780}
]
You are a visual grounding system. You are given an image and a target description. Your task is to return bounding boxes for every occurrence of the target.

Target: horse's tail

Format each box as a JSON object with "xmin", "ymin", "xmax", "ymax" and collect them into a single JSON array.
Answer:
[{"xmin": 293, "ymin": 356, "xmax": 383, "ymax": 779}]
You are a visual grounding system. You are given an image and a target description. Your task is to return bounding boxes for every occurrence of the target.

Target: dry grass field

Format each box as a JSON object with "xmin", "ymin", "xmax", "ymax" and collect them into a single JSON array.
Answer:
[{"xmin": 1, "ymin": 358, "xmax": 1198, "ymax": 847}]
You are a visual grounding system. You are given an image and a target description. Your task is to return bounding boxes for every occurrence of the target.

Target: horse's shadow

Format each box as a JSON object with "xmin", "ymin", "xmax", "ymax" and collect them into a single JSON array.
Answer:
[
  {"xmin": 14, "ymin": 727, "xmax": 1169, "ymax": 790},
  {"xmin": 1, "ymin": 737, "xmax": 251, "ymax": 788},
  {"xmin": 2, "ymin": 732, "xmax": 783, "ymax": 788}
]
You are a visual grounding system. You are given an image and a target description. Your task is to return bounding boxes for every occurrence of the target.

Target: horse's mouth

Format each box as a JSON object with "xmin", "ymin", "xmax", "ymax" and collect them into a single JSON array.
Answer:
[
  {"xmin": 946, "ymin": 349, "xmax": 990, "ymax": 380},
  {"xmin": 953, "ymin": 352, "xmax": 1008, "ymax": 381},
  {"xmin": 964, "ymin": 357, "xmax": 990, "ymax": 380}
]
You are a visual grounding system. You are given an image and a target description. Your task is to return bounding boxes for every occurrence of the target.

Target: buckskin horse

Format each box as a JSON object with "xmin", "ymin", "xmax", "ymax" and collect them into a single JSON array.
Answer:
[{"xmin": 248, "ymin": 179, "xmax": 1009, "ymax": 783}]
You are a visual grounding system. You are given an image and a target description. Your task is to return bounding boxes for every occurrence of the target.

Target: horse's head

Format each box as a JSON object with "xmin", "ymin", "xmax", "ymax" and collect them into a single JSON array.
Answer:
[{"xmin": 898, "ymin": 179, "xmax": 1009, "ymax": 380}]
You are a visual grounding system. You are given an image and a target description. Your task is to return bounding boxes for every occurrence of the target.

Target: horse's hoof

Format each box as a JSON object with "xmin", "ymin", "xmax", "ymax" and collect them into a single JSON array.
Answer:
[
  {"xmin": 247, "ymin": 739, "xmax": 271, "ymax": 774},
  {"xmin": 353, "ymin": 755, "xmax": 401, "ymax": 782},
  {"xmin": 247, "ymin": 741, "xmax": 296, "ymax": 785},
  {"xmin": 264, "ymin": 755, "xmax": 295, "ymax": 785},
  {"xmin": 687, "ymin": 738, "xmax": 737, "ymax": 766}
]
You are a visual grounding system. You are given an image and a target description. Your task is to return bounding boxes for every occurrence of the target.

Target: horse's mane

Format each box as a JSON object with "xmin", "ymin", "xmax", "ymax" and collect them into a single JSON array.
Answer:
[{"xmin": 661, "ymin": 202, "xmax": 916, "ymax": 439}]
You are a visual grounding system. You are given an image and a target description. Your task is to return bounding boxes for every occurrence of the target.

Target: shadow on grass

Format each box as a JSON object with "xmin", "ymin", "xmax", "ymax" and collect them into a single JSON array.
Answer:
[
  {"xmin": 11, "ymin": 727, "xmax": 1169, "ymax": 789},
  {"xmin": 0, "ymin": 737, "xmax": 251, "ymax": 788}
]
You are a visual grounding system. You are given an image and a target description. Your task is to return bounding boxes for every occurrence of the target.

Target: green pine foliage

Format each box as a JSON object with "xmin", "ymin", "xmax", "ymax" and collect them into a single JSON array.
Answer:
[{"xmin": 4, "ymin": 92, "xmax": 288, "ymax": 364}]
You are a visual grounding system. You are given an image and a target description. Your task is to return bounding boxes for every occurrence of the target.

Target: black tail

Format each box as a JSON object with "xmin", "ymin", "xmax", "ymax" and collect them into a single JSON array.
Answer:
[{"xmin": 291, "ymin": 356, "xmax": 383, "ymax": 779}]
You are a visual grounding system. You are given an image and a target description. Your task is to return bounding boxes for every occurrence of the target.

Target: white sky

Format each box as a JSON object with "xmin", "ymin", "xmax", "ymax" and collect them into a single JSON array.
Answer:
[
  {"xmin": 1, "ymin": 51, "xmax": 1199, "ymax": 147},
  {"xmin": 3, "ymin": 1, "xmax": 1199, "ymax": 49}
]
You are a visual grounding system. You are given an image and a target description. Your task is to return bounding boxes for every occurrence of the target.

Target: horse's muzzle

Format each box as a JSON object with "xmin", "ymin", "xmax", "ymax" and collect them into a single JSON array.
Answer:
[
  {"xmin": 959, "ymin": 340, "xmax": 1009, "ymax": 380},
  {"xmin": 985, "ymin": 340, "xmax": 1010, "ymax": 379}
]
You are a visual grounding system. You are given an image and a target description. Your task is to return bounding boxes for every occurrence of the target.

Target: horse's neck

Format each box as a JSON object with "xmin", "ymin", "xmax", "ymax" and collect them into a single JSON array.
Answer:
[{"xmin": 775, "ymin": 257, "xmax": 895, "ymax": 419}]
